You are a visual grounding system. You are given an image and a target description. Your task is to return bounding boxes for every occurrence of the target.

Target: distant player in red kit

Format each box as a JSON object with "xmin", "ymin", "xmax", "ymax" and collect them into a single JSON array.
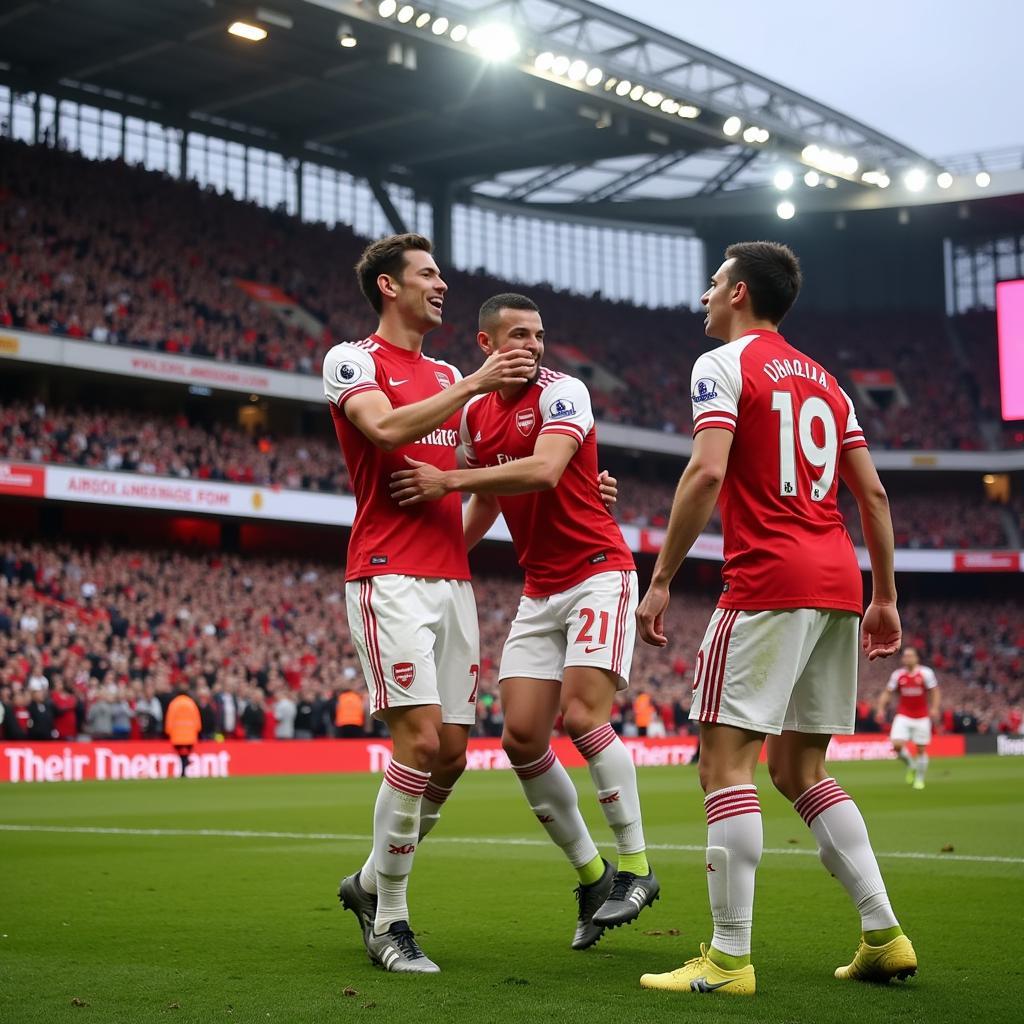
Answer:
[
  {"xmin": 876, "ymin": 647, "xmax": 941, "ymax": 789},
  {"xmin": 325, "ymin": 234, "xmax": 536, "ymax": 973},
  {"xmin": 391, "ymin": 293, "xmax": 658, "ymax": 951},
  {"xmin": 635, "ymin": 242, "xmax": 916, "ymax": 996}
]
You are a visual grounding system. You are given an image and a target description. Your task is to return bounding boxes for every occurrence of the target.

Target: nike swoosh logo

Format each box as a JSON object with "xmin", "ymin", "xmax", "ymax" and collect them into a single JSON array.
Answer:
[
  {"xmin": 690, "ymin": 977, "xmax": 735, "ymax": 992},
  {"xmin": 583, "ymin": 644, "xmax": 606, "ymax": 654},
  {"xmin": 388, "ymin": 377, "xmax": 408, "ymax": 386}
]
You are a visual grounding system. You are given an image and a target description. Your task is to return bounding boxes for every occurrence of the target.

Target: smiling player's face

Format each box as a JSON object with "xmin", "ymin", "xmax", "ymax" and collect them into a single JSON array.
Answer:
[
  {"xmin": 390, "ymin": 249, "xmax": 447, "ymax": 331},
  {"xmin": 484, "ymin": 308, "xmax": 544, "ymax": 381}
]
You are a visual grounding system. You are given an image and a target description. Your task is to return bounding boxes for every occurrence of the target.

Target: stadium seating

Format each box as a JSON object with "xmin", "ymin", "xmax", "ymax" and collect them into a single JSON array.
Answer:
[
  {"xmin": 0, "ymin": 140, "xmax": 1005, "ymax": 449},
  {"xmin": 1, "ymin": 540, "xmax": 1019, "ymax": 738},
  {"xmin": 0, "ymin": 398, "xmax": 1012, "ymax": 548}
]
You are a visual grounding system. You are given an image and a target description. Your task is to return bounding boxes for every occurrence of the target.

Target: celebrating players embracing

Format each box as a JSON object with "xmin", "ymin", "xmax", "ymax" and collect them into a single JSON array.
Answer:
[
  {"xmin": 325, "ymin": 235, "xmax": 535, "ymax": 973},
  {"xmin": 635, "ymin": 242, "xmax": 916, "ymax": 996},
  {"xmin": 391, "ymin": 293, "xmax": 658, "ymax": 950}
]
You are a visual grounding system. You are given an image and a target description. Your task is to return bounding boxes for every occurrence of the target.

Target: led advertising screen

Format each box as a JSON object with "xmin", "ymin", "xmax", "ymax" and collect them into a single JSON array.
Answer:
[{"xmin": 996, "ymin": 279, "xmax": 1024, "ymax": 420}]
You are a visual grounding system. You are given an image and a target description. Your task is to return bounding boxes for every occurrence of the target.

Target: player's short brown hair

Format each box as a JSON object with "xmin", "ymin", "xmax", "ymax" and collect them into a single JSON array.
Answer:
[
  {"xmin": 724, "ymin": 241, "xmax": 802, "ymax": 324},
  {"xmin": 478, "ymin": 292, "xmax": 540, "ymax": 332},
  {"xmin": 355, "ymin": 233, "xmax": 433, "ymax": 314}
]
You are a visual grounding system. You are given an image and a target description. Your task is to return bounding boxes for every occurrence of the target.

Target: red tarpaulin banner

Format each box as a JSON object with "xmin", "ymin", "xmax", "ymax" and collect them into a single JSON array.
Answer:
[{"xmin": 0, "ymin": 734, "xmax": 965, "ymax": 783}]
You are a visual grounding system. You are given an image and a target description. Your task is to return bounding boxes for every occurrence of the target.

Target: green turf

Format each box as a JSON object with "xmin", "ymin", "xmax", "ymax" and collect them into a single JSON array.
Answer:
[{"xmin": 1, "ymin": 755, "xmax": 1022, "ymax": 1024}]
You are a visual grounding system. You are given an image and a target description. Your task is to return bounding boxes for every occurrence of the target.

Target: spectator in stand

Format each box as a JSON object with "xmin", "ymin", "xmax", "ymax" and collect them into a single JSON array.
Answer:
[
  {"xmin": 51, "ymin": 676, "xmax": 79, "ymax": 739},
  {"xmin": 241, "ymin": 688, "xmax": 266, "ymax": 740},
  {"xmin": 274, "ymin": 687, "xmax": 297, "ymax": 740},
  {"xmin": 85, "ymin": 688, "xmax": 114, "ymax": 740},
  {"xmin": 135, "ymin": 682, "xmax": 164, "ymax": 738},
  {"xmin": 334, "ymin": 686, "xmax": 365, "ymax": 739},
  {"xmin": 26, "ymin": 688, "xmax": 57, "ymax": 740}
]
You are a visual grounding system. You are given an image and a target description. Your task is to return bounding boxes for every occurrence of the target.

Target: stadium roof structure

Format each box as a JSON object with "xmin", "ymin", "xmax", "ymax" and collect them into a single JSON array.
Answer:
[{"xmin": 1, "ymin": 0, "xmax": 1011, "ymax": 235}]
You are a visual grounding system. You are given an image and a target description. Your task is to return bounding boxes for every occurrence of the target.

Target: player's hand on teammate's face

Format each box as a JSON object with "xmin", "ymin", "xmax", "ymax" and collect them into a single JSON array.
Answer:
[
  {"xmin": 468, "ymin": 347, "xmax": 536, "ymax": 394},
  {"xmin": 390, "ymin": 456, "xmax": 449, "ymax": 506},
  {"xmin": 636, "ymin": 584, "xmax": 670, "ymax": 647},
  {"xmin": 597, "ymin": 469, "xmax": 618, "ymax": 508},
  {"xmin": 861, "ymin": 601, "xmax": 902, "ymax": 661}
]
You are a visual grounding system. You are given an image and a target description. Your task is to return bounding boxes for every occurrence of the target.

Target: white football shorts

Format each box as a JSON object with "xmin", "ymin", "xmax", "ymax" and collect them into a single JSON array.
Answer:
[
  {"xmin": 345, "ymin": 575, "xmax": 480, "ymax": 725},
  {"xmin": 889, "ymin": 713, "xmax": 932, "ymax": 747},
  {"xmin": 689, "ymin": 607, "xmax": 859, "ymax": 735},
  {"xmin": 499, "ymin": 570, "xmax": 637, "ymax": 689}
]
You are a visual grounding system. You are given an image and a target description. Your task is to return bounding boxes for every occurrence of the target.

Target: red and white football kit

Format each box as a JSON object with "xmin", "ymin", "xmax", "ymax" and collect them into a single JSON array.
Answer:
[
  {"xmin": 687, "ymin": 330, "xmax": 869, "ymax": 734},
  {"xmin": 462, "ymin": 369, "xmax": 637, "ymax": 686},
  {"xmin": 887, "ymin": 666, "xmax": 938, "ymax": 745},
  {"xmin": 323, "ymin": 335, "xmax": 479, "ymax": 724}
]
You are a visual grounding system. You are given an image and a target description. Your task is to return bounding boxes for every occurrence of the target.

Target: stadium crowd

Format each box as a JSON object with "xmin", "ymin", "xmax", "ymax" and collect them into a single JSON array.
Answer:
[
  {"xmin": 1, "ymin": 540, "xmax": 1020, "ymax": 742},
  {"xmin": 0, "ymin": 398, "xmax": 1012, "ymax": 549},
  {"xmin": 0, "ymin": 140, "xmax": 1009, "ymax": 449}
]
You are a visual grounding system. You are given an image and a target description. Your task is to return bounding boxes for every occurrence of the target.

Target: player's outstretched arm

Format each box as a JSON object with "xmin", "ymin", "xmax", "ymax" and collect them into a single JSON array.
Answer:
[
  {"xmin": 463, "ymin": 494, "xmax": 501, "ymax": 551},
  {"xmin": 839, "ymin": 446, "xmax": 901, "ymax": 659},
  {"xmin": 636, "ymin": 428, "xmax": 732, "ymax": 647},
  {"xmin": 390, "ymin": 432, "xmax": 578, "ymax": 504},
  {"xmin": 344, "ymin": 347, "xmax": 536, "ymax": 452}
]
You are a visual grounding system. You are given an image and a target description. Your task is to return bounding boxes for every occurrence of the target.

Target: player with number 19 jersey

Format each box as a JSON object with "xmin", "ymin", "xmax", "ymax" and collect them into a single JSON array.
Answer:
[{"xmin": 690, "ymin": 329, "xmax": 867, "ymax": 614}]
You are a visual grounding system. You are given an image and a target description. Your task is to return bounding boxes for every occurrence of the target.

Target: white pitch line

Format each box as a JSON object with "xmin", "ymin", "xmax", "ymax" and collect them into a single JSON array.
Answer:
[{"xmin": 1, "ymin": 823, "xmax": 1021, "ymax": 866}]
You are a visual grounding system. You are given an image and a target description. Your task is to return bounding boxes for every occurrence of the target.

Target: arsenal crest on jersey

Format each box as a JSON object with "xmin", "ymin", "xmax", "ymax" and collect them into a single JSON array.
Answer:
[
  {"xmin": 516, "ymin": 408, "xmax": 536, "ymax": 436},
  {"xmin": 435, "ymin": 370, "xmax": 450, "ymax": 390},
  {"xmin": 392, "ymin": 662, "xmax": 416, "ymax": 689}
]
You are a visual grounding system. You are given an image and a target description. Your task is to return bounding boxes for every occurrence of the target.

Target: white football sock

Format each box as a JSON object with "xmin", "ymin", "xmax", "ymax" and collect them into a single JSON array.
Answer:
[
  {"xmin": 573, "ymin": 723, "xmax": 647, "ymax": 856},
  {"xmin": 794, "ymin": 777, "xmax": 898, "ymax": 932},
  {"xmin": 369, "ymin": 760, "xmax": 428, "ymax": 933},
  {"xmin": 704, "ymin": 784, "xmax": 762, "ymax": 957},
  {"xmin": 358, "ymin": 778, "xmax": 453, "ymax": 895},
  {"xmin": 896, "ymin": 747, "xmax": 913, "ymax": 766},
  {"xmin": 915, "ymin": 753, "xmax": 929, "ymax": 782},
  {"xmin": 512, "ymin": 748, "xmax": 599, "ymax": 869}
]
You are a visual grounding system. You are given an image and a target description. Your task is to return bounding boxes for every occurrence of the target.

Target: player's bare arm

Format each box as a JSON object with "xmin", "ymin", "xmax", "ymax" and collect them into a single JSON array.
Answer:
[
  {"xmin": 344, "ymin": 347, "xmax": 536, "ymax": 452},
  {"xmin": 876, "ymin": 686, "xmax": 892, "ymax": 722},
  {"xmin": 839, "ymin": 446, "xmax": 901, "ymax": 660},
  {"xmin": 390, "ymin": 432, "xmax": 578, "ymax": 504},
  {"xmin": 930, "ymin": 683, "xmax": 941, "ymax": 723},
  {"xmin": 462, "ymin": 493, "xmax": 502, "ymax": 550},
  {"xmin": 636, "ymin": 428, "xmax": 733, "ymax": 647}
]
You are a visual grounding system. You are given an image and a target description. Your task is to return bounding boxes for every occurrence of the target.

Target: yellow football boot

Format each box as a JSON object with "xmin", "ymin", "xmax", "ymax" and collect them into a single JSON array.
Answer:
[
  {"xmin": 835, "ymin": 934, "xmax": 917, "ymax": 982},
  {"xmin": 640, "ymin": 944, "xmax": 755, "ymax": 995}
]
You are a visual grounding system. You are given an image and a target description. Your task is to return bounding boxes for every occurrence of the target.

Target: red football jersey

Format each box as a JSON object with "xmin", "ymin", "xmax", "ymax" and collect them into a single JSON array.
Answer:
[
  {"xmin": 323, "ymin": 334, "xmax": 469, "ymax": 582},
  {"xmin": 462, "ymin": 369, "xmax": 634, "ymax": 598},
  {"xmin": 691, "ymin": 330, "xmax": 867, "ymax": 613},
  {"xmin": 886, "ymin": 666, "xmax": 938, "ymax": 718}
]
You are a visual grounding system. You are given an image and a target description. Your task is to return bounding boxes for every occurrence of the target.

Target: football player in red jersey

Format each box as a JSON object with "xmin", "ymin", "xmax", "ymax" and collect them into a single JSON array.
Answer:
[
  {"xmin": 390, "ymin": 293, "xmax": 658, "ymax": 950},
  {"xmin": 635, "ymin": 242, "xmax": 916, "ymax": 995},
  {"xmin": 327, "ymin": 234, "xmax": 536, "ymax": 973},
  {"xmin": 876, "ymin": 646, "xmax": 941, "ymax": 789}
]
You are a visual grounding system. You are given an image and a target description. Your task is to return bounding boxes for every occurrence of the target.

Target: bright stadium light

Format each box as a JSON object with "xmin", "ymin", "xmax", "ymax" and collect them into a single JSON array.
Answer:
[
  {"xmin": 804, "ymin": 170, "xmax": 820, "ymax": 187},
  {"xmin": 629, "ymin": 84, "xmax": 645, "ymax": 101},
  {"xmin": 776, "ymin": 200, "xmax": 796, "ymax": 220},
  {"xmin": 742, "ymin": 125, "xmax": 758, "ymax": 143},
  {"xmin": 450, "ymin": 23, "xmax": 468, "ymax": 42},
  {"xmin": 937, "ymin": 171, "xmax": 953, "ymax": 189},
  {"xmin": 660, "ymin": 98, "xmax": 679, "ymax": 114},
  {"xmin": 415, "ymin": 12, "xmax": 431, "ymax": 28},
  {"xmin": 723, "ymin": 116, "xmax": 742, "ymax": 137},
  {"xmin": 432, "ymin": 16, "xmax": 449, "ymax": 34},
  {"xmin": 585, "ymin": 67, "xmax": 603, "ymax": 87},
  {"xmin": 378, "ymin": 0, "xmax": 397, "ymax": 16},
  {"xmin": 641, "ymin": 90, "xmax": 663, "ymax": 107},
  {"xmin": 567, "ymin": 59, "xmax": 588, "ymax": 81},
  {"xmin": 904, "ymin": 168, "xmax": 928, "ymax": 192},
  {"xmin": 535, "ymin": 51, "xmax": 554, "ymax": 71},
  {"xmin": 337, "ymin": 24, "xmax": 358, "ymax": 47},
  {"xmin": 228, "ymin": 21, "xmax": 268, "ymax": 41},
  {"xmin": 397, "ymin": 5, "xmax": 415, "ymax": 24},
  {"xmin": 773, "ymin": 169, "xmax": 794, "ymax": 191},
  {"xmin": 551, "ymin": 55, "xmax": 571, "ymax": 76},
  {"xmin": 471, "ymin": 24, "xmax": 520, "ymax": 61},
  {"xmin": 677, "ymin": 104, "xmax": 700, "ymax": 118},
  {"xmin": 615, "ymin": 79, "xmax": 631, "ymax": 96},
  {"xmin": 976, "ymin": 171, "xmax": 991, "ymax": 187},
  {"xmin": 603, "ymin": 77, "xmax": 618, "ymax": 91}
]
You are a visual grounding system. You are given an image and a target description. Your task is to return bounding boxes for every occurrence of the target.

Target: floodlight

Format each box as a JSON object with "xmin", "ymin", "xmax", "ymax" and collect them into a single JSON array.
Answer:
[
  {"xmin": 416, "ymin": 12, "xmax": 431, "ymax": 28},
  {"xmin": 585, "ymin": 67, "xmax": 603, "ymax": 87},
  {"xmin": 629, "ymin": 84, "xmax": 644, "ymax": 101},
  {"xmin": 378, "ymin": 0, "xmax": 397, "ymax": 17},
  {"xmin": 723, "ymin": 116, "xmax": 741, "ymax": 137},
  {"xmin": 450, "ymin": 24, "xmax": 468, "ymax": 42},
  {"xmin": 742, "ymin": 126, "xmax": 758, "ymax": 143},
  {"xmin": 397, "ymin": 5, "xmax": 415, "ymax": 24},
  {"xmin": 677, "ymin": 105, "xmax": 700, "ymax": 118},
  {"xmin": 535, "ymin": 51, "xmax": 555, "ymax": 71},
  {"xmin": 228, "ymin": 21, "xmax": 267, "ymax": 41},
  {"xmin": 976, "ymin": 171, "xmax": 991, "ymax": 187},
  {"xmin": 776, "ymin": 200, "xmax": 795, "ymax": 220},
  {"xmin": 568, "ymin": 59, "xmax": 588, "ymax": 81},
  {"xmin": 338, "ymin": 24, "xmax": 357, "ymax": 47},
  {"xmin": 474, "ymin": 25, "xmax": 520, "ymax": 61},
  {"xmin": 641, "ymin": 90, "xmax": 663, "ymax": 107},
  {"xmin": 773, "ymin": 169, "xmax": 794, "ymax": 191},
  {"xmin": 936, "ymin": 172, "xmax": 953, "ymax": 189},
  {"xmin": 660, "ymin": 99, "xmax": 679, "ymax": 114},
  {"xmin": 615, "ymin": 80, "xmax": 631, "ymax": 96},
  {"xmin": 551, "ymin": 55, "xmax": 571, "ymax": 76},
  {"xmin": 804, "ymin": 170, "xmax": 820, "ymax": 187},
  {"xmin": 904, "ymin": 168, "xmax": 927, "ymax": 192},
  {"xmin": 432, "ymin": 17, "xmax": 449, "ymax": 34}
]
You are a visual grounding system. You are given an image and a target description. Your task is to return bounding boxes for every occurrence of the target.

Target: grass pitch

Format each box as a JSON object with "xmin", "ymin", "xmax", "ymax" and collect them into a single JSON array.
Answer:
[{"xmin": 1, "ymin": 755, "xmax": 1022, "ymax": 1024}]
